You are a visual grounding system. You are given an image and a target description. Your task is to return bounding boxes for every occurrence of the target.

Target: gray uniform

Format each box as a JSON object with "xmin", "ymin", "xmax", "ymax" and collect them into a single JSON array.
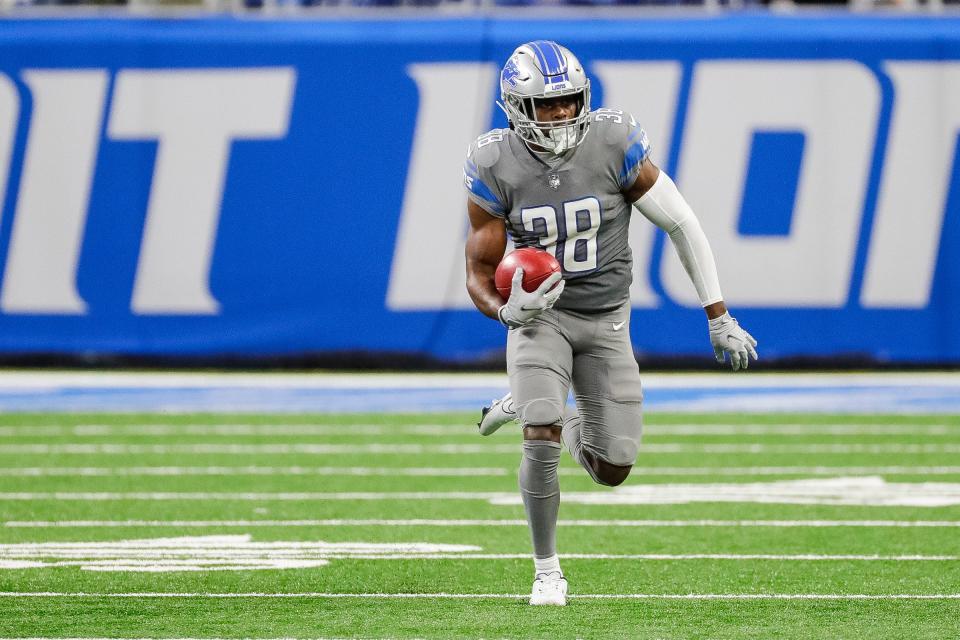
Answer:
[{"xmin": 464, "ymin": 108, "xmax": 650, "ymax": 470}]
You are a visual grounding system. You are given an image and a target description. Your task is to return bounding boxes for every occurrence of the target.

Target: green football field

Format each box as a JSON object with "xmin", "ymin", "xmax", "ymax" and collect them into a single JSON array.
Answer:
[{"xmin": 1, "ymin": 411, "xmax": 959, "ymax": 639}]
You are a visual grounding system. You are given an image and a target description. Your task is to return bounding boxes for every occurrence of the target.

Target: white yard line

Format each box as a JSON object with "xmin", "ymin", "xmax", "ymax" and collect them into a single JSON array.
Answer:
[
  {"xmin": 0, "ymin": 444, "xmax": 519, "ymax": 454},
  {"xmin": 677, "ymin": 444, "xmax": 960, "ymax": 453},
  {"xmin": 1, "ymin": 552, "xmax": 952, "ymax": 562},
  {"xmin": 1, "ymin": 591, "xmax": 959, "ymax": 600},
  {"xmin": 6, "ymin": 519, "xmax": 960, "ymax": 528},
  {"xmin": 0, "ymin": 425, "xmax": 462, "ymax": 437},
  {"xmin": 6, "ymin": 536, "xmax": 947, "ymax": 573},
  {"xmin": 646, "ymin": 425, "xmax": 960, "ymax": 436},
  {"xmin": 0, "ymin": 466, "xmax": 514, "ymax": 477},
  {"xmin": 4, "ymin": 443, "xmax": 960, "ymax": 454},
  {"xmin": 9, "ymin": 475, "xmax": 960, "ymax": 505},
  {"xmin": 2, "ymin": 465, "xmax": 959, "ymax": 477},
  {"xmin": 625, "ymin": 466, "xmax": 960, "ymax": 476},
  {"xmin": 0, "ymin": 492, "xmax": 510, "ymax": 501},
  {"xmin": 312, "ymin": 553, "xmax": 960, "ymax": 561},
  {"xmin": 1, "ymin": 423, "xmax": 957, "ymax": 437},
  {"xmin": 0, "ymin": 492, "xmax": 521, "ymax": 501}
]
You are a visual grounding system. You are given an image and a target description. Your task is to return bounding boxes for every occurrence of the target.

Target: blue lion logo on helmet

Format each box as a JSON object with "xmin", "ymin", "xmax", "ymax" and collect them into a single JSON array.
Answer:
[{"xmin": 502, "ymin": 56, "xmax": 522, "ymax": 87}]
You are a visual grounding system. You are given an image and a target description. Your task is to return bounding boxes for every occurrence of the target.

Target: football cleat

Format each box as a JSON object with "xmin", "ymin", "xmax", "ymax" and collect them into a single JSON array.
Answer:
[
  {"xmin": 529, "ymin": 571, "xmax": 568, "ymax": 606},
  {"xmin": 478, "ymin": 392, "xmax": 517, "ymax": 436}
]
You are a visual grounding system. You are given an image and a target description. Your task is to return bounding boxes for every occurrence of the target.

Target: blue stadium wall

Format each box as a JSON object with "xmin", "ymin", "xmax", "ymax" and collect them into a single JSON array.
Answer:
[{"xmin": 0, "ymin": 15, "xmax": 958, "ymax": 363}]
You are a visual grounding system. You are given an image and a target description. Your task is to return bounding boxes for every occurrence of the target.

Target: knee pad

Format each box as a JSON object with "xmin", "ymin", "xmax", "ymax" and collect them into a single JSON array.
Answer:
[
  {"xmin": 605, "ymin": 436, "xmax": 639, "ymax": 467},
  {"xmin": 521, "ymin": 397, "xmax": 564, "ymax": 427}
]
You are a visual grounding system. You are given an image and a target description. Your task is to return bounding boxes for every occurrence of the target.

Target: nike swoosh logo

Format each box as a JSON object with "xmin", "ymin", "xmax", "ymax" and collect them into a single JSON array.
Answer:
[{"xmin": 612, "ymin": 321, "xmax": 626, "ymax": 331}]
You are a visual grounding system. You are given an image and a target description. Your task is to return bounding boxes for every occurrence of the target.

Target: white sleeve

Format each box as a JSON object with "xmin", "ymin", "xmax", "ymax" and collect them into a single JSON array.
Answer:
[{"xmin": 633, "ymin": 171, "xmax": 723, "ymax": 306}]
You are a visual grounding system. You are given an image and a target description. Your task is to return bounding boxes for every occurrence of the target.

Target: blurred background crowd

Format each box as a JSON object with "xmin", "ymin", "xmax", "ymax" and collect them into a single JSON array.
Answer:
[{"xmin": 2, "ymin": 0, "xmax": 957, "ymax": 12}]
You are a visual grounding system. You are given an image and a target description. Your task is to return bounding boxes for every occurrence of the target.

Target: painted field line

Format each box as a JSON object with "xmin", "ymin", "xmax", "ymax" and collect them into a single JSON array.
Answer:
[
  {"xmin": 0, "ymin": 444, "xmax": 518, "ymax": 455},
  {"xmin": 4, "ymin": 443, "xmax": 960, "ymax": 455},
  {"xmin": 2, "ymin": 550, "xmax": 952, "ymax": 562},
  {"xmin": 0, "ymin": 492, "xmax": 513, "ymax": 501},
  {"xmin": 2, "ymin": 592, "xmax": 960, "ymax": 600},
  {"xmin": 3, "ymin": 423, "xmax": 958, "ymax": 437},
  {"xmin": 669, "ymin": 444, "xmax": 960, "ymax": 454},
  {"xmin": 3, "ymin": 465, "xmax": 960, "ymax": 478},
  {"xmin": 385, "ymin": 553, "xmax": 960, "ymax": 561},
  {"xmin": 0, "ymin": 466, "xmax": 514, "ymax": 477},
  {"xmin": 648, "ymin": 424, "xmax": 960, "ymax": 436},
  {"xmin": 9, "ymin": 476, "xmax": 960, "ymax": 504},
  {"xmin": 627, "ymin": 466, "xmax": 960, "ymax": 476},
  {"xmin": 0, "ymin": 424, "xmax": 460, "ymax": 437},
  {"xmin": 7, "ymin": 519, "xmax": 960, "ymax": 528}
]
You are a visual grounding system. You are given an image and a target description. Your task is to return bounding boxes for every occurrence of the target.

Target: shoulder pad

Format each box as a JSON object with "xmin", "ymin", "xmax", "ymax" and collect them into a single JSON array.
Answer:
[
  {"xmin": 470, "ymin": 129, "xmax": 509, "ymax": 168},
  {"xmin": 591, "ymin": 108, "xmax": 637, "ymax": 146}
]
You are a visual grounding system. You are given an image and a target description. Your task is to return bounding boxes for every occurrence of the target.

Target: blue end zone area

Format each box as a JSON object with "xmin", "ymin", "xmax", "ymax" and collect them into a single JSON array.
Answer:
[{"xmin": 0, "ymin": 372, "xmax": 956, "ymax": 414}]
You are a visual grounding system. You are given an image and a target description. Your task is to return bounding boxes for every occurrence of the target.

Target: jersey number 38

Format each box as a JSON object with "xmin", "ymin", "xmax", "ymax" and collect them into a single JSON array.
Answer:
[{"xmin": 520, "ymin": 197, "xmax": 601, "ymax": 274}]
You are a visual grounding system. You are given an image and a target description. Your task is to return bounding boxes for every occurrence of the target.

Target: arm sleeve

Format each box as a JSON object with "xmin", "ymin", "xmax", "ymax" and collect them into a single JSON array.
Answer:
[{"xmin": 633, "ymin": 171, "xmax": 723, "ymax": 306}]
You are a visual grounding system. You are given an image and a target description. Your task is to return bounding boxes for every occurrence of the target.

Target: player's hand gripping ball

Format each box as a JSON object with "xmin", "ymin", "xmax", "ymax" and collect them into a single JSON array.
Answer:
[{"xmin": 495, "ymin": 248, "xmax": 562, "ymax": 302}]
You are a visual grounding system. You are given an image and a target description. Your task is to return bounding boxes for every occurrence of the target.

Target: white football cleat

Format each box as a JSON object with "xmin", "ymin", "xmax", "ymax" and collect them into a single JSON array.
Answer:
[
  {"xmin": 478, "ymin": 392, "xmax": 518, "ymax": 436},
  {"xmin": 529, "ymin": 571, "xmax": 568, "ymax": 606}
]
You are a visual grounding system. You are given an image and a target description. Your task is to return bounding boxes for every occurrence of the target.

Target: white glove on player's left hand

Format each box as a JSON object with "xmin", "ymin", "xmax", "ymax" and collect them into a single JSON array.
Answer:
[{"xmin": 708, "ymin": 312, "xmax": 758, "ymax": 371}]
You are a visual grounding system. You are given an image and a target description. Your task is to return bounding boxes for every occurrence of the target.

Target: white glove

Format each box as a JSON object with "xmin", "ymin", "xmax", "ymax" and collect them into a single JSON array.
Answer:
[
  {"xmin": 497, "ymin": 268, "xmax": 565, "ymax": 329},
  {"xmin": 708, "ymin": 312, "xmax": 758, "ymax": 371}
]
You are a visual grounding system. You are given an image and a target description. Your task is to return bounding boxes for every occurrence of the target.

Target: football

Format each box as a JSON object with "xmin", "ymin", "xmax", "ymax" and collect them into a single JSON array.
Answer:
[{"xmin": 495, "ymin": 247, "xmax": 562, "ymax": 301}]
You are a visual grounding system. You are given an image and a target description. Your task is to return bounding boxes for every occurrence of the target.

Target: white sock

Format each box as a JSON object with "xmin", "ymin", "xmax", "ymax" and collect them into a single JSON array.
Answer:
[{"xmin": 534, "ymin": 554, "xmax": 562, "ymax": 577}]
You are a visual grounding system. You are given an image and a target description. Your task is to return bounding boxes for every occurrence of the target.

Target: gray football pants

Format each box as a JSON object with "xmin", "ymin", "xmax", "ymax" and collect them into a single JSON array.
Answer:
[{"xmin": 507, "ymin": 302, "xmax": 644, "ymax": 470}]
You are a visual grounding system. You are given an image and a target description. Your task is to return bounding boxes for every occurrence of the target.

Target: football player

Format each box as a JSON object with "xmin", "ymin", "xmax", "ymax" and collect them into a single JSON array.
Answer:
[{"xmin": 464, "ymin": 41, "xmax": 757, "ymax": 606}]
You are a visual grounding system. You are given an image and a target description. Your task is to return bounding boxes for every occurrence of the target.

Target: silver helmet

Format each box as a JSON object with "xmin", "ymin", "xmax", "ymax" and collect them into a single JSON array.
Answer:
[{"xmin": 498, "ymin": 40, "xmax": 591, "ymax": 155}]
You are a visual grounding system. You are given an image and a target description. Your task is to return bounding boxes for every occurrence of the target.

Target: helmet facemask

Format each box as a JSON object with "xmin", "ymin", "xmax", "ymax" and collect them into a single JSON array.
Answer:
[{"xmin": 501, "ymin": 87, "xmax": 591, "ymax": 155}]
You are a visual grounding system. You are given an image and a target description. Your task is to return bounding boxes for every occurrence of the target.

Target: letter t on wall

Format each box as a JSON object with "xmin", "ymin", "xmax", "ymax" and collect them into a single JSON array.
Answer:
[{"xmin": 109, "ymin": 68, "xmax": 296, "ymax": 314}]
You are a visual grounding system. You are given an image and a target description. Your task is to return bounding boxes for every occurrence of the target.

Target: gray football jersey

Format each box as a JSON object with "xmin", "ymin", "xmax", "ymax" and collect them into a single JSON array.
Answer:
[{"xmin": 464, "ymin": 108, "xmax": 652, "ymax": 312}]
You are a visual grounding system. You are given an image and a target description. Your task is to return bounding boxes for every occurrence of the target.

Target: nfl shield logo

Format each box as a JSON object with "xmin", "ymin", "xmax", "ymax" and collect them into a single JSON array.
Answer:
[{"xmin": 548, "ymin": 173, "xmax": 560, "ymax": 190}]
